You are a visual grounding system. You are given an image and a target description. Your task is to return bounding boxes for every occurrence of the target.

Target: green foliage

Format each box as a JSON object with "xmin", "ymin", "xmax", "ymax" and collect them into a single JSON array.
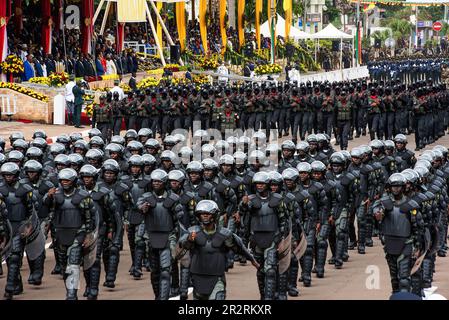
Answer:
[
  {"xmin": 388, "ymin": 19, "xmax": 412, "ymax": 46},
  {"xmin": 278, "ymin": 41, "xmax": 320, "ymax": 71}
]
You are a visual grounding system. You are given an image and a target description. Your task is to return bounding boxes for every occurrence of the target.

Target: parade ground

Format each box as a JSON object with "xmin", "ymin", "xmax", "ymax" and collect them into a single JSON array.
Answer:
[{"xmin": 1, "ymin": 121, "xmax": 448, "ymax": 300}]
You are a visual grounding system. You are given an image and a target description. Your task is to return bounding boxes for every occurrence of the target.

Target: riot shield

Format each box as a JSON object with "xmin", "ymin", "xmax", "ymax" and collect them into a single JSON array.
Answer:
[
  {"xmin": 83, "ymin": 209, "xmax": 100, "ymax": 270},
  {"xmin": 19, "ymin": 213, "xmax": 46, "ymax": 261},
  {"xmin": 278, "ymin": 230, "xmax": 292, "ymax": 274},
  {"xmin": 1, "ymin": 220, "xmax": 12, "ymax": 263}
]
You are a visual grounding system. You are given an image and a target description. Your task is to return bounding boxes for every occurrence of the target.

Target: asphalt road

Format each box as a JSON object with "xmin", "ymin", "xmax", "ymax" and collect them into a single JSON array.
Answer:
[{"xmin": 1, "ymin": 122, "xmax": 448, "ymax": 300}]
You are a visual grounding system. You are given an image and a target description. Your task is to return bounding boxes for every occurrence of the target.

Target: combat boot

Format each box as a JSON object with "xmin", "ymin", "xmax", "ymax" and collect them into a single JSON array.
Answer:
[
  {"xmin": 66, "ymin": 289, "xmax": 78, "ymax": 300},
  {"xmin": 27, "ymin": 253, "xmax": 45, "ymax": 286},
  {"xmin": 51, "ymin": 264, "xmax": 62, "ymax": 275},
  {"xmin": 358, "ymin": 244, "xmax": 366, "ymax": 254},
  {"xmin": 133, "ymin": 246, "xmax": 145, "ymax": 280},
  {"xmin": 348, "ymin": 241, "xmax": 356, "ymax": 250}
]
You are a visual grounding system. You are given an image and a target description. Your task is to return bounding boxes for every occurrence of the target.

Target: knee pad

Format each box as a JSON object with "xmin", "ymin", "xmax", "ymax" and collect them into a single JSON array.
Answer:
[
  {"xmin": 318, "ymin": 240, "xmax": 328, "ymax": 250},
  {"xmin": 399, "ymin": 278, "xmax": 410, "ymax": 291},
  {"xmin": 305, "ymin": 245, "xmax": 314, "ymax": 256},
  {"xmin": 266, "ymin": 248, "xmax": 278, "ymax": 266},
  {"xmin": 8, "ymin": 253, "xmax": 22, "ymax": 266},
  {"xmin": 68, "ymin": 246, "xmax": 83, "ymax": 265},
  {"xmin": 109, "ymin": 245, "xmax": 119, "ymax": 256},
  {"xmin": 337, "ymin": 231, "xmax": 347, "ymax": 242},
  {"xmin": 160, "ymin": 269, "xmax": 171, "ymax": 282},
  {"xmin": 160, "ymin": 249, "xmax": 172, "ymax": 269},
  {"xmin": 265, "ymin": 268, "xmax": 276, "ymax": 279}
]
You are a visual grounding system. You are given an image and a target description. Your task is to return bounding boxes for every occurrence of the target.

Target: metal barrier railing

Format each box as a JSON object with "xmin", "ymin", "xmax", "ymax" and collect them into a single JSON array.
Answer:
[{"xmin": 0, "ymin": 94, "xmax": 17, "ymax": 121}]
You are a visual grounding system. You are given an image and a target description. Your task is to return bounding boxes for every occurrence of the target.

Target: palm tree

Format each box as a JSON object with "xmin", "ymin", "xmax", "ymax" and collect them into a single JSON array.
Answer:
[
  {"xmin": 371, "ymin": 29, "xmax": 390, "ymax": 47},
  {"xmin": 388, "ymin": 19, "xmax": 412, "ymax": 48}
]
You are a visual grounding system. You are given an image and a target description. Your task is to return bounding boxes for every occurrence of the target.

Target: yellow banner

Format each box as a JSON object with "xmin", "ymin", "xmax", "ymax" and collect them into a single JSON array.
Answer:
[
  {"xmin": 256, "ymin": 0, "xmax": 262, "ymax": 49},
  {"xmin": 220, "ymin": 0, "xmax": 227, "ymax": 54},
  {"xmin": 238, "ymin": 0, "xmax": 245, "ymax": 49},
  {"xmin": 117, "ymin": 0, "xmax": 146, "ymax": 22},
  {"xmin": 284, "ymin": 0, "xmax": 292, "ymax": 41},
  {"xmin": 176, "ymin": 2, "xmax": 186, "ymax": 52},
  {"xmin": 200, "ymin": 0, "xmax": 208, "ymax": 54},
  {"xmin": 157, "ymin": 2, "xmax": 162, "ymax": 47}
]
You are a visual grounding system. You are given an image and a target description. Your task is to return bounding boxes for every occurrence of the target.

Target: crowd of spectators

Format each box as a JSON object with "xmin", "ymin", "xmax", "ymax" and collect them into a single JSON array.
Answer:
[{"xmin": 6, "ymin": 16, "xmax": 139, "ymax": 81}]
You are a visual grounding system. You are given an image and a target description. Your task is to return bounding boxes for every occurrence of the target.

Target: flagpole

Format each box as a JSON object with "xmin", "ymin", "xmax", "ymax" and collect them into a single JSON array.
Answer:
[
  {"xmin": 270, "ymin": 0, "xmax": 276, "ymax": 64},
  {"xmin": 356, "ymin": 0, "xmax": 360, "ymax": 67}
]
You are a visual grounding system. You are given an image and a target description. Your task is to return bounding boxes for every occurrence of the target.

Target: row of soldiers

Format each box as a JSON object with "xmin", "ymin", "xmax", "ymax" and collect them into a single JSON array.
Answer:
[
  {"xmin": 0, "ymin": 127, "xmax": 447, "ymax": 300},
  {"xmin": 91, "ymin": 79, "xmax": 449, "ymax": 153},
  {"xmin": 368, "ymin": 58, "xmax": 444, "ymax": 84}
]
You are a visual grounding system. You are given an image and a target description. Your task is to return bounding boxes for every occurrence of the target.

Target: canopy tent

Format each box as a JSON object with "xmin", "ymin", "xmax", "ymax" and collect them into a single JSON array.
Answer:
[
  {"xmin": 308, "ymin": 24, "xmax": 354, "ymax": 71},
  {"xmin": 310, "ymin": 23, "xmax": 353, "ymax": 39},
  {"xmin": 260, "ymin": 14, "xmax": 311, "ymax": 40}
]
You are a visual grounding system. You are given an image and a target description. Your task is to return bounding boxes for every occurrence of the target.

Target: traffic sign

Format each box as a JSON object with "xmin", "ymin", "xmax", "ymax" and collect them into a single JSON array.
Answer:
[{"xmin": 433, "ymin": 21, "xmax": 443, "ymax": 32}]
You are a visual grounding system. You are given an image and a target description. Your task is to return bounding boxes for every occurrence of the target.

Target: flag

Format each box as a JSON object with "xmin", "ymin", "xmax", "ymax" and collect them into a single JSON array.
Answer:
[
  {"xmin": 157, "ymin": 2, "xmax": 163, "ymax": 49},
  {"xmin": 256, "ymin": 0, "xmax": 262, "ymax": 49},
  {"xmin": 219, "ymin": 0, "xmax": 227, "ymax": 54},
  {"xmin": 238, "ymin": 0, "xmax": 245, "ymax": 50},
  {"xmin": 117, "ymin": 0, "xmax": 146, "ymax": 22},
  {"xmin": 41, "ymin": 0, "xmax": 52, "ymax": 55},
  {"xmin": 363, "ymin": 3, "xmax": 375, "ymax": 12},
  {"xmin": 117, "ymin": 23, "xmax": 125, "ymax": 53},
  {"xmin": 199, "ymin": 0, "xmax": 208, "ymax": 54},
  {"xmin": 81, "ymin": 0, "xmax": 94, "ymax": 54},
  {"xmin": 0, "ymin": 0, "xmax": 8, "ymax": 62},
  {"xmin": 176, "ymin": 2, "xmax": 186, "ymax": 52},
  {"xmin": 284, "ymin": 0, "xmax": 292, "ymax": 41}
]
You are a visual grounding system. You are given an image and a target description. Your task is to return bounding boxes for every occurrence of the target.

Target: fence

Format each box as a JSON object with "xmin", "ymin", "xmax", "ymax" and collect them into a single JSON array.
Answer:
[
  {"xmin": 0, "ymin": 94, "xmax": 17, "ymax": 121},
  {"xmin": 124, "ymin": 41, "xmax": 169, "ymax": 57}
]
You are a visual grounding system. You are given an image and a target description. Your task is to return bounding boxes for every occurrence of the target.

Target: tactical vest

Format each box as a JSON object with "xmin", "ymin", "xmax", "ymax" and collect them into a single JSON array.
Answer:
[
  {"xmin": 321, "ymin": 95, "xmax": 334, "ymax": 113},
  {"xmin": 144, "ymin": 192, "xmax": 177, "ymax": 232},
  {"xmin": 190, "ymin": 227, "xmax": 229, "ymax": 276},
  {"xmin": 53, "ymin": 190, "xmax": 88, "ymax": 229},
  {"xmin": 34, "ymin": 179, "xmax": 54, "ymax": 219},
  {"xmin": 220, "ymin": 112, "xmax": 237, "ymax": 131},
  {"xmin": 184, "ymin": 181, "xmax": 214, "ymax": 202},
  {"xmin": 136, "ymin": 101, "xmax": 147, "ymax": 117},
  {"xmin": 95, "ymin": 104, "xmax": 110, "ymax": 123},
  {"xmin": 249, "ymin": 194, "xmax": 281, "ymax": 232},
  {"xmin": 127, "ymin": 176, "xmax": 150, "ymax": 224},
  {"xmin": 0, "ymin": 183, "xmax": 30, "ymax": 224},
  {"xmin": 368, "ymin": 96, "xmax": 381, "ymax": 114},
  {"xmin": 337, "ymin": 101, "xmax": 352, "ymax": 121},
  {"xmin": 380, "ymin": 198, "xmax": 412, "ymax": 238},
  {"xmin": 88, "ymin": 187, "xmax": 110, "ymax": 226},
  {"xmin": 149, "ymin": 97, "xmax": 159, "ymax": 116}
]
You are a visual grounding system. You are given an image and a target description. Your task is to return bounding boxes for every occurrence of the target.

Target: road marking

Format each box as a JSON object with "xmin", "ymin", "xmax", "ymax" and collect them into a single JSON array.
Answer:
[{"xmin": 169, "ymin": 287, "xmax": 194, "ymax": 300}]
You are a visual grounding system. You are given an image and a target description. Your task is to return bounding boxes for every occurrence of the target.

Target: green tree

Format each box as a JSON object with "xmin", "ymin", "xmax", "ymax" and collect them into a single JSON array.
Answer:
[{"xmin": 388, "ymin": 19, "xmax": 412, "ymax": 48}]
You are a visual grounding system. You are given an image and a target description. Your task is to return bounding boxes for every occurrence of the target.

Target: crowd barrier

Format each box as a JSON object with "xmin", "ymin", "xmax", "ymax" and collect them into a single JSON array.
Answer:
[{"xmin": 293, "ymin": 66, "xmax": 370, "ymax": 83}]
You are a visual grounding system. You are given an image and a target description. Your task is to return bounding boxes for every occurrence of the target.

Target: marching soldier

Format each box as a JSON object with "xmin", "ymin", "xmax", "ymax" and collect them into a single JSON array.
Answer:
[
  {"xmin": 333, "ymin": 89, "xmax": 353, "ymax": 150},
  {"xmin": 92, "ymin": 95, "xmax": 113, "ymax": 143},
  {"xmin": 373, "ymin": 173, "xmax": 424, "ymax": 294}
]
